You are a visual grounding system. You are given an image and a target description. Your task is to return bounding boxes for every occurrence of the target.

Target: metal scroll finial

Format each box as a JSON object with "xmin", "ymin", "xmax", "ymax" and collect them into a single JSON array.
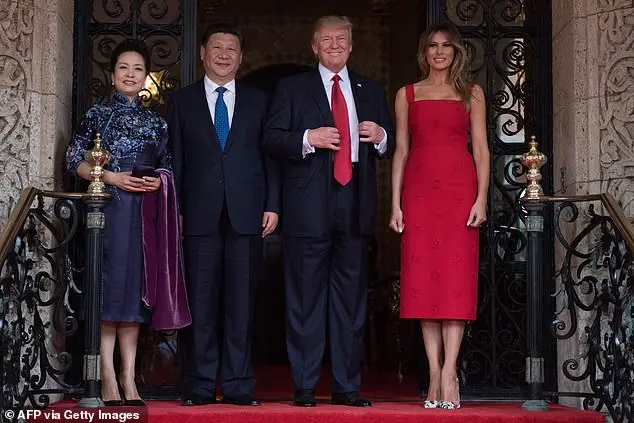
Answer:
[
  {"xmin": 85, "ymin": 133, "xmax": 111, "ymax": 195},
  {"xmin": 520, "ymin": 135, "xmax": 547, "ymax": 200}
]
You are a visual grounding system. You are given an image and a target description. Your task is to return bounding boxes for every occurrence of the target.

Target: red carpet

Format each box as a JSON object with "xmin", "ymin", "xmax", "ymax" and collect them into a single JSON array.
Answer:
[
  {"xmin": 46, "ymin": 400, "xmax": 604, "ymax": 423},
  {"xmin": 42, "ymin": 366, "xmax": 604, "ymax": 422}
]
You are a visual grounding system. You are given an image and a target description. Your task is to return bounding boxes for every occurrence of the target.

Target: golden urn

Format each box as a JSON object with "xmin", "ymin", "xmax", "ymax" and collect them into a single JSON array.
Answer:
[
  {"xmin": 85, "ymin": 132, "xmax": 111, "ymax": 195},
  {"xmin": 520, "ymin": 136, "xmax": 547, "ymax": 200}
]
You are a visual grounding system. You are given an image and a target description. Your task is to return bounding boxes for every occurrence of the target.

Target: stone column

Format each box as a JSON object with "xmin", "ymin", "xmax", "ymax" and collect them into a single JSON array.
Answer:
[
  {"xmin": 0, "ymin": 0, "xmax": 74, "ymax": 226},
  {"xmin": 552, "ymin": 0, "xmax": 634, "ymax": 409}
]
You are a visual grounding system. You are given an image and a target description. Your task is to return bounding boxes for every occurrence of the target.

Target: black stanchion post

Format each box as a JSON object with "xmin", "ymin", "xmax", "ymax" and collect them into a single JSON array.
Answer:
[
  {"xmin": 520, "ymin": 136, "xmax": 548, "ymax": 411},
  {"xmin": 77, "ymin": 133, "xmax": 111, "ymax": 408}
]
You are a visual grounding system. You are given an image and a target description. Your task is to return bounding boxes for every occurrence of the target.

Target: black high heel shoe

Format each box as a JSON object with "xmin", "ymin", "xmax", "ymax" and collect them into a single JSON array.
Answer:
[
  {"xmin": 119, "ymin": 377, "xmax": 145, "ymax": 406},
  {"xmin": 103, "ymin": 400, "xmax": 123, "ymax": 407},
  {"xmin": 102, "ymin": 381, "xmax": 123, "ymax": 406},
  {"xmin": 123, "ymin": 396, "xmax": 145, "ymax": 407}
]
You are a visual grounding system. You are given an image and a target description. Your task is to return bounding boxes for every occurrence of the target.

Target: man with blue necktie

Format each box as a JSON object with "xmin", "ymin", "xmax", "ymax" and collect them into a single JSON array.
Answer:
[{"xmin": 167, "ymin": 22, "xmax": 281, "ymax": 407}]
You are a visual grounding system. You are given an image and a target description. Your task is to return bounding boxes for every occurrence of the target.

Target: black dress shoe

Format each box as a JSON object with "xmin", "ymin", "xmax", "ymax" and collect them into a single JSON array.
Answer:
[
  {"xmin": 182, "ymin": 394, "xmax": 217, "ymax": 406},
  {"xmin": 103, "ymin": 400, "xmax": 123, "ymax": 407},
  {"xmin": 220, "ymin": 396, "xmax": 261, "ymax": 406},
  {"xmin": 293, "ymin": 389, "xmax": 316, "ymax": 407},
  {"xmin": 331, "ymin": 392, "xmax": 372, "ymax": 407}
]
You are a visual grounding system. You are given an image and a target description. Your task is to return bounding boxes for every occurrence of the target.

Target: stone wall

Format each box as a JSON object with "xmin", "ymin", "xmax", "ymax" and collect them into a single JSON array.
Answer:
[
  {"xmin": 0, "ymin": 0, "xmax": 74, "ymax": 226},
  {"xmin": 552, "ymin": 0, "xmax": 634, "ymax": 410}
]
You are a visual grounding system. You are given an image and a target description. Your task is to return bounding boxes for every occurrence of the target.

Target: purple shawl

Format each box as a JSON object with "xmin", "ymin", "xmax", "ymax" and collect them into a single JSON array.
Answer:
[{"xmin": 140, "ymin": 169, "xmax": 192, "ymax": 330}]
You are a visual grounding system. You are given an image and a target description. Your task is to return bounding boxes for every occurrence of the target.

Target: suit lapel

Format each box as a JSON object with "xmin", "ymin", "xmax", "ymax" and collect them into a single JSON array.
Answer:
[
  {"xmin": 349, "ymin": 71, "xmax": 369, "ymax": 165},
  {"xmin": 308, "ymin": 71, "xmax": 335, "ymax": 126},
  {"xmin": 349, "ymin": 71, "xmax": 368, "ymax": 123},
  {"xmin": 194, "ymin": 79, "xmax": 222, "ymax": 151},
  {"xmin": 224, "ymin": 84, "xmax": 243, "ymax": 153}
]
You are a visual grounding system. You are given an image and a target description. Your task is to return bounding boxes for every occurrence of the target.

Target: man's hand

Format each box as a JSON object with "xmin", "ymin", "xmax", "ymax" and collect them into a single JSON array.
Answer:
[
  {"xmin": 307, "ymin": 127, "xmax": 340, "ymax": 150},
  {"xmin": 359, "ymin": 121, "xmax": 384, "ymax": 144},
  {"xmin": 262, "ymin": 212, "xmax": 279, "ymax": 237}
]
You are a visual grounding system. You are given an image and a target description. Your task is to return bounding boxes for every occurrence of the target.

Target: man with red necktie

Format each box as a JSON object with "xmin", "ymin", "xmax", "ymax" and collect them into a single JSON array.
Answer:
[{"xmin": 264, "ymin": 15, "xmax": 395, "ymax": 408}]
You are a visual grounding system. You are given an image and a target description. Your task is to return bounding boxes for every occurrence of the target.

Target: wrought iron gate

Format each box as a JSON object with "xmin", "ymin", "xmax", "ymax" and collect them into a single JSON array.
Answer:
[{"xmin": 427, "ymin": 0, "xmax": 555, "ymax": 396}]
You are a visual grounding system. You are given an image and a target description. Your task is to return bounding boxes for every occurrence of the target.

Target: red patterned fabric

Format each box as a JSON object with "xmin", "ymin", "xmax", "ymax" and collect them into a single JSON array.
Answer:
[{"xmin": 400, "ymin": 84, "xmax": 479, "ymax": 320}]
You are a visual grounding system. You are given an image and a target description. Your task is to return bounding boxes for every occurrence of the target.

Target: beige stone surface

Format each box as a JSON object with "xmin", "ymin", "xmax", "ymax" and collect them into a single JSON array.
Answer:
[
  {"xmin": 553, "ymin": 0, "xmax": 574, "ymax": 37},
  {"xmin": 586, "ymin": 0, "xmax": 633, "ymax": 15},
  {"xmin": 0, "ymin": 0, "xmax": 74, "ymax": 224},
  {"xmin": 552, "ymin": 1, "xmax": 634, "ymax": 416},
  {"xmin": 553, "ymin": 19, "xmax": 576, "ymax": 116}
]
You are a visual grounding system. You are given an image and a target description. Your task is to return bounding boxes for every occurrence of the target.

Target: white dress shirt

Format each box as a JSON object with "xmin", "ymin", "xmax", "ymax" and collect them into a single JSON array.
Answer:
[
  {"xmin": 204, "ymin": 75, "xmax": 236, "ymax": 127},
  {"xmin": 302, "ymin": 64, "xmax": 387, "ymax": 160}
]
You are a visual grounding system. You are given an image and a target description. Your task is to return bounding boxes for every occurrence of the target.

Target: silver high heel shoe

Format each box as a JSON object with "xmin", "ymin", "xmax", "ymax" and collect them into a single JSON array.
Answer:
[
  {"xmin": 440, "ymin": 400, "xmax": 461, "ymax": 410},
  {"xmin": 440, "ymin": 377, "xmax": 461, "ymax": 410}
]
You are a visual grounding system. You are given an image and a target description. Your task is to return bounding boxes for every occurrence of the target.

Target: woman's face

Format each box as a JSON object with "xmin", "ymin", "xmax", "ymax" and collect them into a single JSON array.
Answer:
[
  {"xmin": 426, "ymin": 31, "xmax": 455, "ymax": 72},
  {"xmin": 111, "ymin": 51, "xmax": 147, "ymax": 100}
]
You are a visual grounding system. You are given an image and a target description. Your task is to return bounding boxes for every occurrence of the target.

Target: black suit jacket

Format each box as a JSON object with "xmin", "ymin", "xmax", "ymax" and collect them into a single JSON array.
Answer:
[
  {"xmin": 168, "ymin": 79, "xmax": 281, "ymax": 236},
  {"xmin": 263, "ymin": 69, "xmax": 395, "ymax": 237}
]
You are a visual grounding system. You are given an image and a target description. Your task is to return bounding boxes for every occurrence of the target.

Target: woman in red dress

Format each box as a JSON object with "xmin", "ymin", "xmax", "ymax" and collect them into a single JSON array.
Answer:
[{"xmin": 389, "ymin": 22, "xmax": 490, "ymax": 410}]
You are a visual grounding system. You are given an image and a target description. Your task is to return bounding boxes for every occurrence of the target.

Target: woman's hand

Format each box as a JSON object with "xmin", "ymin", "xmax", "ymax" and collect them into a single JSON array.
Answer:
[
  {"xmin": 104, "ymin": 171, "xmax": 146, "ymax": 193},
  {"xmin": 467, "ymin": 198, "xmax": 487, "ymax": 227},
  {"xmin": 389, "ymin": 207, "xmax": 405, "ymax": 233},
  {"xmin": 142, "ymin": 176, "xmax": 161, "ymax": 192}
]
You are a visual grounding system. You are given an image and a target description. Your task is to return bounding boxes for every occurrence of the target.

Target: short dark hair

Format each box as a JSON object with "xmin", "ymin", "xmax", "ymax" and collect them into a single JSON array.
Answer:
[
  {"xmin": 201, "ymin": 22, "xmax": 244, "ymax": 49},
  {"xmin": 110, "ymin": 38, "xmax": 151, "ymax": 74}
]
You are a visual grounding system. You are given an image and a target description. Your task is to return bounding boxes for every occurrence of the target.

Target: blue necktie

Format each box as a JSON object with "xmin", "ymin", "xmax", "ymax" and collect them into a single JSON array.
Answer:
[{"xmin": 214, "ymin": 86, "xmax": 229, "ymax": 150}]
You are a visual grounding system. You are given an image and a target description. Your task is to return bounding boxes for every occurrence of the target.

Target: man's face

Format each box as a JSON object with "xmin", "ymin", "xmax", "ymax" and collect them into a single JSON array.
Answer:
[
  {"xmin": 311, "ymin": 25, "xmax": 352, "ymax": 73},
  {"xmin": 200, "ymin": 32, "xmax": 242, "ymax": 83}
]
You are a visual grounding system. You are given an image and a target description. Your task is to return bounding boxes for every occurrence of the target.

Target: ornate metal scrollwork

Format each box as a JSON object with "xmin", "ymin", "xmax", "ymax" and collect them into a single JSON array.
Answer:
[
  {"xmin": 85, "ymin": 0, "xmax": 183, "ymax": 112},
  {"xmin": 444, "ymin": 0, "xmax": 551, "ymax": 395},
  {"xmin": 1, "ymin": 194, "xmax": 83, "ymax": 420},
  {"xmin": 552, "ymin": 201, "xmax": 633, "ymax": 422}
]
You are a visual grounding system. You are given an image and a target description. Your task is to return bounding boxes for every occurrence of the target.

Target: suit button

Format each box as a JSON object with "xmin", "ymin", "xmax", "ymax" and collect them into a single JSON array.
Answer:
[{"xmin": 219, "ymin": 179, "xmax": 224, "ymax": 183}]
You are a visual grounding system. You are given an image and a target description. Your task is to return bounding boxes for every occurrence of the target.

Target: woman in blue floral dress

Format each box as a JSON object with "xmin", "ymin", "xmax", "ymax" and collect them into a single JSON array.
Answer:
[{"xmin": 66, "ymin": 39, "xmax": 168, "ymax": 406}]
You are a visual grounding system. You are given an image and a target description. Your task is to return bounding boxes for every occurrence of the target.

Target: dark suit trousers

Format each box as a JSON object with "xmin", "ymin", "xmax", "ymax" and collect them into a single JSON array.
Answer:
[
  {"xmin": 181, "ymin": 205, "xmax": 261, "ymax": 398},
  {"xmin": 284, "ymin": 167, "xmax": 368, "ymax": 393}
]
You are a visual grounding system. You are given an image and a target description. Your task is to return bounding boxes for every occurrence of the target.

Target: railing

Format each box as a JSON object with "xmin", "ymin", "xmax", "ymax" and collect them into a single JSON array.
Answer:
[
  {"xmin": 1, "ymin": 134, "xmax": 632, "ymax": 422},
  {"xmin": 521, "ymin": 138, "xmax": 633, "ymax": 422},
  {"xmin": 0, "ymin": 135, "xmax": 111, "ymax": 421}
]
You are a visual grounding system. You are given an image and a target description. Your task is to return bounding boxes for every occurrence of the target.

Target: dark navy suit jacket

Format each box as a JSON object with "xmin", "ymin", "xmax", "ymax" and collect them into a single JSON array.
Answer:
[
  {"xmin": 263, "ymin": 69, "xmax": 395, "ymax": 237},
  {"xmin": 168, "ymin": 79, "xmax": 281, "ymax": 236}
]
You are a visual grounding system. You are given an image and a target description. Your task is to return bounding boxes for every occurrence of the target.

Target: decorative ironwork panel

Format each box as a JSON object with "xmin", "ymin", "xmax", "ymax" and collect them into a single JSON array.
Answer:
[
  {"xmin": 81, "ymin": 0, "xmax": 184, "ymax": 115},
  {"xmin": 551, "ymin": 200, "xmax": 633, "ymax": 422},
  {"xmin": 438, "ymin": 0, "xmax": 554, "ymax": 395},
  {"xmin": 0, "ymin": 194, "xmax": 83, "ymax": 421}
]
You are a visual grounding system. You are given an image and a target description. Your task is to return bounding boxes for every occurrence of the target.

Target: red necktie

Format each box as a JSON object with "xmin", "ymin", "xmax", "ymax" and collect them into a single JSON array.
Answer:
[{"xmin": 331, "ymin": 74, "xmax": 352, "ymax": 186}]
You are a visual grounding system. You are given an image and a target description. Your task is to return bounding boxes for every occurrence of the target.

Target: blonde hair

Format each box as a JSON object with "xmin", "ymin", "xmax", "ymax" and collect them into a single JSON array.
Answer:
[
  {"xmin": 313, "ymin": 15, "xmax": 353, "ymax": 44},
  {"xmin": 417, "ymin": 21, "xmax": 472, "ymax": 109}
]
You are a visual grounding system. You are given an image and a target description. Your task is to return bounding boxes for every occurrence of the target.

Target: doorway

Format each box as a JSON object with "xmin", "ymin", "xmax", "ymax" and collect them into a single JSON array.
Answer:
[{"xmin": 70, "ymin": 0, "xmax": 554, "ymax": 400}]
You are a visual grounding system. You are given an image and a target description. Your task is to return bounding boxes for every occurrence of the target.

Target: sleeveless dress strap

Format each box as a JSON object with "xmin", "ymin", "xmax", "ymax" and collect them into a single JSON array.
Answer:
[{"xmin": 405, "ymin": 84, "xmax": 415, "ymax": 105}]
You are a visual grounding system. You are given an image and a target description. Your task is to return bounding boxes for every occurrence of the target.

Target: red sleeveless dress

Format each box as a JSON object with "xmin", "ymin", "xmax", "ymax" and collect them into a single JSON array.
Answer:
[{"xmin": 399, "ymin": 84, "xmax": 479, "ymax": 321}]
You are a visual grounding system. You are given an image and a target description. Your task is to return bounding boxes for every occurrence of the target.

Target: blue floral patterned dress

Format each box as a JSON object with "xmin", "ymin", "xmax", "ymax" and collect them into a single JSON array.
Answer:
[{"xmin": 66, "ymin": 92, "xmax": 170, "ymax": 323}]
